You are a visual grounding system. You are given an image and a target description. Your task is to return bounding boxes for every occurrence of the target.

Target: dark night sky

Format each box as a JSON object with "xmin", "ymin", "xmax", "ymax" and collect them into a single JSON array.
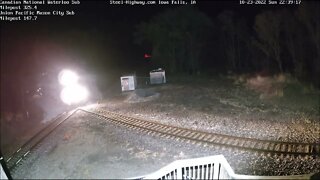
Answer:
[
  {"xmin": 0, "ymin": 0, "xmax": 301, "ymax": 77},
  {"xmin": 0, "ymin": 0, "xmax": 301, "ymax": 66},
  {"xmin": 1, "ymin": 0, "xmax": 302, "ymax": 42},
  {"xmin": 6, "ymin": 0, "xmax": 298, "ymax": 31},
  {"xmin": 74, "ymin": 1, "xmax": 298, "ymax": 26}
]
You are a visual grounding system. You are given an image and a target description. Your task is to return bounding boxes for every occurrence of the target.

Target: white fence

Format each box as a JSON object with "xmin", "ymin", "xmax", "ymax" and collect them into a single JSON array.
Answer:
[
  {"xmin": 137, "ymin": 155, "xmax": 313, "ymax": 179},
  {"xmin": 1, "ymin": 163, "xmax": 8, "ymax": 180}
]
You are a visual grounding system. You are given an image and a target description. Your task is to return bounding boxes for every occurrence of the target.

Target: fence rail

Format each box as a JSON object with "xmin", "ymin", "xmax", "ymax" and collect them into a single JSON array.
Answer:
[{"xmin": 136, "ymin": 155, "xmax": 313, "ymax": 179}]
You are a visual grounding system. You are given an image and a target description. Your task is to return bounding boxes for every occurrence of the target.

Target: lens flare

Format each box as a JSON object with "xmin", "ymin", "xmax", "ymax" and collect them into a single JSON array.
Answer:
[
  {"xmin": 60, "ymin": 84, "xmax": 89, "ymax": 105},
  {"xmin": 58, "ymin": 70, "xmax": 79, "ymax": 86}
]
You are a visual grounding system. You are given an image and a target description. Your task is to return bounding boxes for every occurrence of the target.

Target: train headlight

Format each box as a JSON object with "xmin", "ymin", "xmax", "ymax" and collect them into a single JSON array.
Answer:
[
  {"xmin": 60, "ymin": 84, "xmax": 89, "ymax": 105},
  {"xmin": 58, "ymin": 69, "xmax": 89, "ymax": 105},
  {"xmin": 58, "ymin": 69, "xmax": 79, "ymax": 86}
]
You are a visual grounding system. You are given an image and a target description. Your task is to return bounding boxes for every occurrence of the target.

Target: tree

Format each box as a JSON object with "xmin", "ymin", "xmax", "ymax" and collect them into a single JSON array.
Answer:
[
  {"xmin": 253, "ymin": 10, "xmax": 283, "ymax": 72},
  {"xmin": 281, "ymin": 9, "xmax": 306, "ymax": 78},
  {"xmin": 297, "ymin": 2, "xmax": 320, "ymax": 57},
  {"xmin": 296, "ymin": 2, "xmax": 320, "ymax": 86},
  {"xmin": 134, "ymin": 6, "xmax": 213, "ymax": 74},
  {"xmin": 217, "ymin": 11, "xmax": 252, "ymax": 72},
  {"xmin": 217, "ymin": 11, "xmax": 237, "ymax": 71}
]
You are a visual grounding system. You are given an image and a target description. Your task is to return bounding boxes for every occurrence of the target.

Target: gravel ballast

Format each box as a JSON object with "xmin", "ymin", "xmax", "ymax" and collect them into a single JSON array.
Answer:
[
  {"xmin": 10, "ymin": 77, "xmax": 320, "ymax": 178},
  {"xmin": 12, "ymin": 111, "xmax": 320, "ymax": 178}
]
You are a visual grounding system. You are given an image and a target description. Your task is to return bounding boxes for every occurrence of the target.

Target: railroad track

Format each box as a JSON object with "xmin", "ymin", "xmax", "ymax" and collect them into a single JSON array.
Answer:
[
  {"xmin": 80, "ymin": 109, "xmax": 320, "ymax": 157},
  {"xmin": 6, "ymin": 107, "xmax": 319, "ymax": 171},
  {"xmin": 5, "ymin": 109, "xmax": 78, "ymax": 171}
]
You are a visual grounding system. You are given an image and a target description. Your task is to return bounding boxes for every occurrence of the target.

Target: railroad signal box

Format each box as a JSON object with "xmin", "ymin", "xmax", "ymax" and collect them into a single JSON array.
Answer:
[
  {"xmin": 120, "ymin": 75, "xmax": 137, "ymax": 91},
  {"xmin": 150, "ymin": 68, "xmax": 166, "ymax": 84}
]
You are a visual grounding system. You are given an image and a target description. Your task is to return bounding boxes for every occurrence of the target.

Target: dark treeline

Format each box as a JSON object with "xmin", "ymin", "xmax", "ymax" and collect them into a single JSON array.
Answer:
[{"xmin": 135, "ymin": 2, "xmax": 320, "ymax": 87}]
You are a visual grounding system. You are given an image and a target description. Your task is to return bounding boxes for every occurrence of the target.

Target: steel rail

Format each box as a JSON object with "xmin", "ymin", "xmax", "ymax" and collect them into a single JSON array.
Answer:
[
  {"xmin": 6, "ymin": 107, "xmax": 319, "ymax": 172},
  {"xmin": 80, "ymin": 109, "xmax": 319, "ymax": 157},
  {"xmin": 5, "ymin": 109, "xmax": 78, "ymax": 171}
]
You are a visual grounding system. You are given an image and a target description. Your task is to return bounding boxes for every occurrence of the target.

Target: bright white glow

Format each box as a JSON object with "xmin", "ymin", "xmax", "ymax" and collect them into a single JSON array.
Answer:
[
  {"xmin": 59, "ymin": 70, "xmax": 79, "ymax": 86},
  {"xmin": 60, "ymin": 84, "xmax": 89, "ymax": 105}
]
